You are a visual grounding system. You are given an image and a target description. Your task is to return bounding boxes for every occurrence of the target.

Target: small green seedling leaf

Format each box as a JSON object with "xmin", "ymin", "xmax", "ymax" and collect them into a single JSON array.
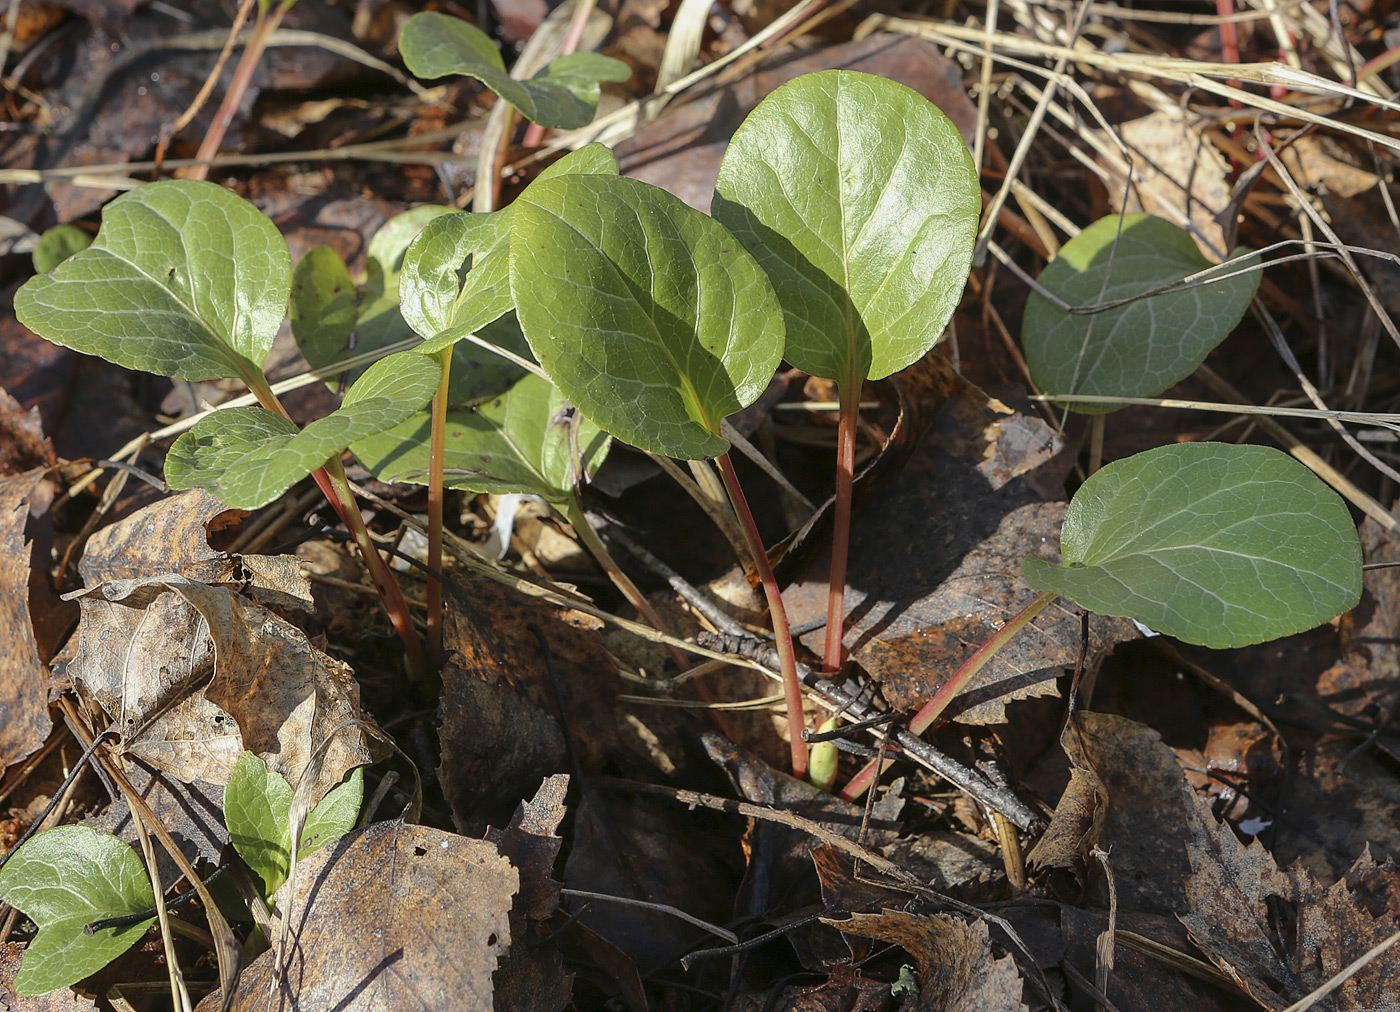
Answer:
[
  {"xmin": 1022, "ymin": 214, "xmax": 1261, "ymax": 413},
  {"xmin": 353, "ymin": 371, "xmax": 610, "ymax": 502},
  {"xmin": 401, "ymin": 144, "xmax": 618, "ymax": 357},
  {"xmin": 1022, "ymin": 442, "xmax": 1362, "ymax": 648},
  {"xmin": 226, "ymin": 752, "xmax": 363, "ymax": 899},
  {"xmin": 165, "ymin": 351, "xmax": 441, "ymax": 508},
  {"xmin": 399, "ymin": 12, "xmax": 630, "ymax": 129},
  {"xmin": 713, "ymin": 69, "xmax": 980, "ymax": 383},
  {"xmin": 32, "ymin": 224, "xmax": 92, "ymax": 274},
  {"xmin": 0, "ymin": 825, "xmax": 155, "ymax": 996},
  {"xmin": 509, "ymin": 174, "xmax": 783, "ymax": 459},
  {"xmin": 15, "ymin": 179, "xmax": 291, "ymax": 383}
]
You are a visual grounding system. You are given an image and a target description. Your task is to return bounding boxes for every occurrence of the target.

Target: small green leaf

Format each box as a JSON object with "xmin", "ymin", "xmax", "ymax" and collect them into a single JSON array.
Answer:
[
  {"xmin": 401, "ymin": 144, "xmax": 618, "ymax": 357},
  {"xmin": 353, "ymin": 372, "xmax": 611, "ymax": 501},
  {"xmin": 227, "ymin": 753, "xmax": 363, "ymax": 899},
  {"xmin": 300, "ymin": 767, "xmax": 364, "ymax": 857},
  {"xmin": 225, "ymin": 751, "xmax": 294, "ymax": 898},
  {"xmin": 290, "ymin": 245, "xmax": 360, "ymax": 374},
  {"xmin": 165, "ymin": 351, "xmax": 442, "ymax": 508},
  {"xmin": 1022, "ymin": 215, "xmax": 1261, "ymax": 413},
  {"xmin": 15, "ymin": 179, "xmax": 291, "ymax": 382},
  {"xmin": 510, "ymin": 174, "xmax": 784, "ymax": 459},
  {"xmin": 32, "ymin": 224, "xmax": 92, "ymax": 274},
  {"xmin": 1021, "ymin": 442, "xmax": 1362, "ymax": 648},
  {"xmin": 400, "ymin": 12, "xmax": 630, "ymax": 129},
  {"xmin": 0, "ymin": 826, "xmax": 155, "ymax": 996},
  {"xmin": 713, "ymin": 70, "xmax": 980, "ymax": 383}
]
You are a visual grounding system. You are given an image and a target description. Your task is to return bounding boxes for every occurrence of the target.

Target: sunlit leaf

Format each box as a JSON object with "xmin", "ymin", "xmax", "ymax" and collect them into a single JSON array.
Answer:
[
  {"xmin": 1022, "ymin": 214, "xmax": 1261, "ymax": 413},
  {"xmin": 400, "ymin": 12, "xmax": 629, "ymax": 129},
  {"xmin": 0, "ymin": 826, "xmax": 154, "ymax": 996},
  {"xmin": 1022, "ymin": 442, "xmax": 1362, "ymax": 648},
  {"xmin": 713, "ymin": 69, "xmax": 980, "ymax": 383},
  {"xmin": 165, "ymin": 352, "xmax": 441, "ymax": 509},
  {"xmin": 509, "ymin": 174, "xmax": 783, "ymax": 459},
  {"xmin": 15, "ymin": 179, "xmax": 290, "ymax": 383}
]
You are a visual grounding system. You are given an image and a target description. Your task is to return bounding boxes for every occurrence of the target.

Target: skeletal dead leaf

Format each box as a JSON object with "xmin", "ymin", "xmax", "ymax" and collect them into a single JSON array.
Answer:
[
  {"xmin": 200, "ymin": 821, "xmax": 518, "ymax": 1012},
  {"xmin": 0, "ymin": 467, "xmax": 53, "ymax": 772},
  {"xmin": 823, "ymin": 909, "xmax": 1028, "ymax": 1011},
  {"xmin": 65, "ymin": 576, "xmax": 370, "ymax": 796},
  {"xmin": 1183, "ymin": 804, "xmax": 1400, "ymax": 1011}
]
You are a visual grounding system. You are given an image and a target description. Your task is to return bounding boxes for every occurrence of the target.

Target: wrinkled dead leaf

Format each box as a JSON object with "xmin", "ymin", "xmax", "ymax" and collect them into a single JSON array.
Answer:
[
  {"xmin": 1026, "ymin": 709, "xmax": 1108, "ymax": 877},
  {"xmin": 823, "ymin": 909, "xmax": 1027, "ymax": 1012},
  {"xmin": 0, "ymin": 387, "xmax": 55, "ymax": 476},
  {"xmin": 201, "ymin": 821, "xmax": 518, "ymax": 1012},
  {"xmin": 65, "ymin": 576, "xmax": 369, "ymax": 796},
  {"xmin": 1183, "ymin": 803, "xmax": 1400, "ymax": 1011},
  {"xmin": 0, "ymin": 467, "xmax": 53, "ymax": 772}
]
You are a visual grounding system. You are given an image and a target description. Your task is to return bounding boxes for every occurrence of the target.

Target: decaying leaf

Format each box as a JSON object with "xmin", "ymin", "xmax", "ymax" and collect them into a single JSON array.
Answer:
[
  {"xmin": 0, "ymin": 467, "xmax": 53, "ymax": 771},
  {"xmin": 1026, "ymin": 709, "xmax": 1109, "ymax": 877},
  {"xmin": 65, "ymin": 576, "xmax": 370, "ymax": 797},
  {"xmin": 1183, "ymin": 803, "xmax": 1400, "ymax": 1011},
  {"xmin": 823, "ymin": 909, "xmax": 1027, "ymax": 1011},
  {"xmin": 201, "ymin": 821, "xmax": 518, "ymax": 1012}
]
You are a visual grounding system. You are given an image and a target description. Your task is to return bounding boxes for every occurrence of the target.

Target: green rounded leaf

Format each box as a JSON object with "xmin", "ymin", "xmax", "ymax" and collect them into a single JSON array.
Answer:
[
  {"xmin": 32, "ymin": 224, "xmax": 92, "ymax": 274},
  {"xmin": 1022, "ymin": 214, "xmax": 1261, "ymax": 413},
  {"xmin": 0, "ymin": 825, "xmax": 155, "ymax": 996},
  {"xmin": 353, "ymin": 372, "xmax": 611, "ymax": 502},
  {"xmin": 509, "ymin": 174, "xmax": 783, "ymax": 459},
  {"xmin": 290, "ymin": 244, "xmax": 360, "ymax": 374},
  {"xmin": 402, "ymin": 144, "xmax": 619, "ymax": 357},
  {"xmin": 714, "ymin": 70, "xmax": 980, "ymax": 383},
  {"xmin": 165, "ymin": 351, "xmax": 442, "ymax": 509},
  {"xmin": 399, "ymin": 12, "xmax": 630, "ymax": 129},
  {"xmin": 15, "ymin": 179, "xmax": 290, "ymax": 382},
  {"xmin": 1021, "ymin": 442, "xmax": 1362, "ymax": 648},
  {"xmin": 227, "ymin": 753, "xmax": 363, "ymax": 899}
]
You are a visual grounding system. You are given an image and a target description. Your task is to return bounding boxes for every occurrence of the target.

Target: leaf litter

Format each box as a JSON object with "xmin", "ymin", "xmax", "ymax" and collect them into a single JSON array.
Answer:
[{"xmin": 4, "ymin": 0, "xmax": 1400, "ymax": 1010}]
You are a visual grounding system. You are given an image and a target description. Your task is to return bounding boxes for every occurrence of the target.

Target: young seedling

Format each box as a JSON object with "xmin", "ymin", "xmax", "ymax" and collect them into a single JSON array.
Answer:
[
  {"xmin": 14, "ymin": 180, "xmax": 439, "ymax": 673},
  {"xmin": 712, "ymin": 70, "xmax": 981, "ymax": 675},
  {"xmin": 503, "ymin": 173, "xmax": 804, "ymax": 772}
]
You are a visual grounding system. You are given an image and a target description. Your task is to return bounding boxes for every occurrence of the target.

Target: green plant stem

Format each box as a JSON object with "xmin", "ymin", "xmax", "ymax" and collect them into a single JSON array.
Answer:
[
  {"xmin": 187, "ymin": 0, "xmax": 291, "ymax": 180},
  {"xmin": 838, "ymin": 590, "xmax": 1056, "ymax": 801},
  {"xmin": 823, "ymin": 372, "xmax": 859, "ymax": 673},
  {"xmin": 715, "ymin": 451, "xmax": 809, "ymax": 779},
  {"xmin": 425, "ymin": 350, "xmax": 452, "ymax": 670},
  {"xmin": 563, "ymin": 497, "xmax": 689, "ymax": 670},
  {"xmin": 241, "ymin": 370, "xmax": 426, "ymax": 675}
]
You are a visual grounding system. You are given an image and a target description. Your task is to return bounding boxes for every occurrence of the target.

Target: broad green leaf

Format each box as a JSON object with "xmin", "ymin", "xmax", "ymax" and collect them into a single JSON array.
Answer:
[
  {"xmin": 227, "ymin": 753, "xmax": 363, "ymax": 899},
  {"xmin": 165, "ymin": 351, "xmax": 441, "ymax": 508},
  {"xmin": 225, "ymin": 750, "xmax": 294, "ymax": 898},
  {"xmin": 32, "ymin": 224, "xmax": 92, "ymax": 273},
  {"xmin": 399, "ymin": 12, "xmax": 630, "ymax": 129},
  {"xmin": 15, "ymin": 179, "xmax": 290, "ymax": 383},
  {"xmin": 0, "ymin": 825, "xmax": 154, "ymax": 996},
  {"xmin": 509, "ymin": 174, "xmax": 784, "ymax": 459},
  {"xmin": 290, "ymin": 244, "xmax": 359, "ymax": 374},
  {"xmin": 353, "ymin": 372, "xmax": 611, "ymax": 501},
  {"xmin": 402, "ymin": 144, "xmax": 618, "ymax": 357},
  {"xmin": 713, "ymin": 70, "xmax": 980, "ymax": 383},
  {"xmin": 1021, "ymin": 442, "xmax": 1362, "ymax": 648},
  {"xmin": 1022, "ymin": 214, "xmax": 1261, "ymax": 413}
]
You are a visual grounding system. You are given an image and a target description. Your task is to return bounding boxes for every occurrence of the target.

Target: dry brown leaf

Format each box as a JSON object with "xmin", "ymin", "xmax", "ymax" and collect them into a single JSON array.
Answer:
[
  {"xmin": 1183, "ymin": 804, "xmax": 1400, "ymax": 1011},
  {"xmin": 65, "ymin": 576, "xmax": 370, "ymax": 796},
  {"xmin": 78, "ymin": 489, "xmax": 241, "ymax": 587},
  {"xmin": 824, "ymin": 909, "xmax": 1027, "ymax": 1012},
  {"xmin": 0, "ymin": 387, "xmax": 55, "ymax": 476},
  {"xmin": 200, "ymin": 821, "xmax": 518, "ymax": 1012},
  {"xmin": 1095, "ymin": 111, "xmax": 1234, "ymax": 258},
  {"xmin": 1025, "ymin": 709, "xmax": 1108, "ymax": 876},
  {"xmin": 0, "ymin": 467, "xmax": 53, "ymax": 772}
]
